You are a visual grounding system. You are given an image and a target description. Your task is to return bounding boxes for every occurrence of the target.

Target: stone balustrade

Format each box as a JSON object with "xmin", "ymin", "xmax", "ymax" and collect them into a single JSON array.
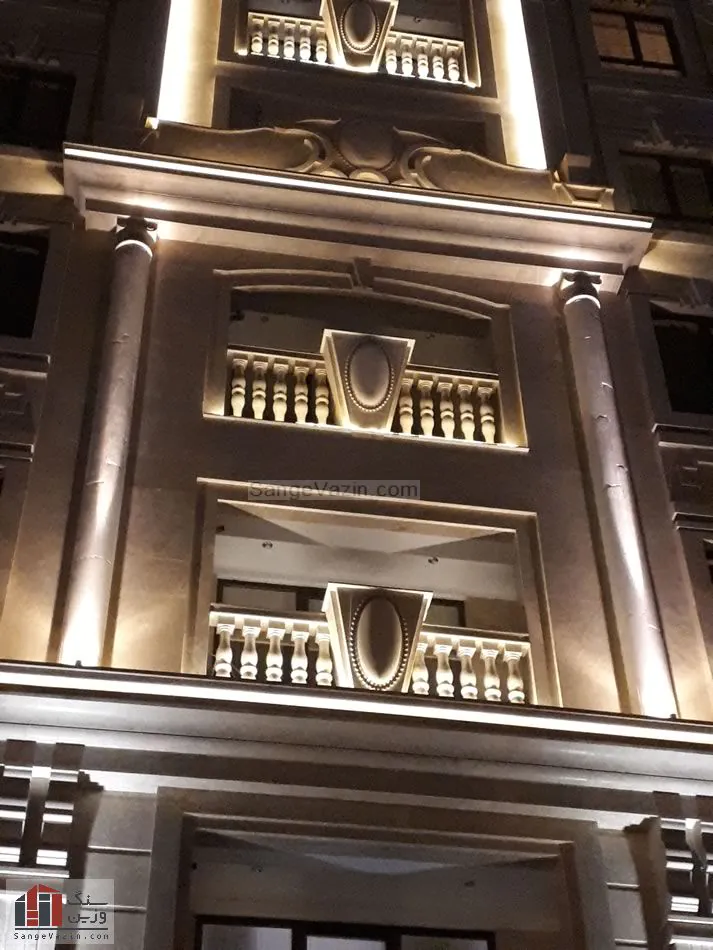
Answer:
[
  {"xmin": 210, "ymin": 605, "xmax": 530, "ymax": 704},
  {"xmin": 245, "ymin": 12, "xmax": 468, "ymax": 85},
  {"xmin": 228, "ymin": 348, "xmax": 500, "ymax": 444}
]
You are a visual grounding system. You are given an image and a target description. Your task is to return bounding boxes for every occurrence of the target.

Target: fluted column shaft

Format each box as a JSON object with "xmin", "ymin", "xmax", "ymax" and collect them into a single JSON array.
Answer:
[
  {"xmin": 59, "ymin": 220, "xmax": 156, "ymax": 667},
  {"xmin": 560, "ymin": 272, "xmax": 677, "ymax": 718}
]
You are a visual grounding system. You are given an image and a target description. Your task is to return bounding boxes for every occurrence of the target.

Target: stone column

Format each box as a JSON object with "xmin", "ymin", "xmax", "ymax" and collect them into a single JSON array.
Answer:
[
  {"xmin": 559, "ymin": 272, "xmax": 677, "ymax": 718},
  {"xmin": 59, "ymin": 219, "xmax": 156, "ymax": 667}
]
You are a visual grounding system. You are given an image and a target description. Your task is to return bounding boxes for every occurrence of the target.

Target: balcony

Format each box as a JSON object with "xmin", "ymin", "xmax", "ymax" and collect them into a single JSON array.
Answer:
[
  {"xmin": 227, "ymin": 330, "xmax": 501, "ymax": 444},
  {"xmin": 209, "ymin": 583, "xmax": 531, "ymax": 704}
]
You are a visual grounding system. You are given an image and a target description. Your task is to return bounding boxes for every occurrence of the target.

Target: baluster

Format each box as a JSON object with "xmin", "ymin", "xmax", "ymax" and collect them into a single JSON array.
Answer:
[
  {"xmin": 457, "ymin": 642, "xmax": 477, "ymax": 700},
  {"xmin": 399, "ymin": 379, "xmax": 414, "ymax": 435},
  {"xmin": 418, "ymin": 379, "xmax": 435, "ymax": 436},
  {"xmin": 417, "ymin": 43, "xmax": 429, "ymax": 78},
  {"xmin": 437, "ymin": 380, "xmax": 455, "ymax": 439},
  {"xmin": 251, "ymin": 21, "xmax": 264, "ymax": 54},
  {"xmin": 291, "ymin": 623, "xmax": 310, "ymax": 684},
  {"xmin": 267, "ymin": 20, "xmax": 280, "ymax": 56},
  {"xmin": 385, "ymin": 39, "xmax": 397, "ymax": 74},
  {"xmin": 478, "ymin": 385, "xmax": 496, "ymax": 444},
  {"xmin": 315, "ymin": 27, "xmax": 328, "ymax": 63},
  {"xmin": 315, "ymin": 625, "xmax": 333, "ymax": 686},
  {"xmin": 251, "ymin": 360, "xmax": 268, "ymax": 420},
  {"xmin": 457, "ymin": 383, "xmax": 476, "ymax": 440},
  {"xmin": 273, "ymin": 362, "xmax": 288, "ymax": 422},
  {"xmin": 505, "ymin": 647, "xmax": 526, "ymax": 704},
  {"xmin": 481, "ymin": 643, "xmax": 502, "ymax": 701},
  {"xmin": 434, "ymin": 640, "xmax": 454, "ymax": 698},
  {"xmin": 240, "ymin": 621, "xmax": 260, "ymax": 680},
  {"xmin": 315, "ymin": 367, "xmax": 330, "ymax": 425},
  {"xmin": 283, "ymin": 24, "xmax": 295, "ymax": 59},
  {"xmin": 231, "ymin": 358, "xmax": 249, "ymax": 417},
  {"xmin": 299, "ymin": 24, "xmax": 312, "ymax": 61},
  {"xmin": 401, "ymin": 41, "xmax": 414, "ymax": 76},
  {"xmin": 447, "ymin": 52, "xmax": 460, "ymax": 82},
  {"xmin": 432, "ymin": 46, "xmax": 445, "ymax": 80},
  {"xmin": 266, "ymin": 621, "xmax": 286, "ymax": 683},
  {"xmin": 411, "ymin": 639, "xmax": 430, "ymax": 695},
  {"xmin": 294, "ymin": 364, "xmax": 309, "ymax": 423},
  {"xmin": 213, "ymin": 622, "xmax": 235, "ymax": 678}
]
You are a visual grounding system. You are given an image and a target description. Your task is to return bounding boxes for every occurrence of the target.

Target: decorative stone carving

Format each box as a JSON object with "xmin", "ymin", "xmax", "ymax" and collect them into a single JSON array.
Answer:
[
  {"xmin": 320, "ymin": 329, "xmax": 413, "ymax": 430},
  {"xmin": 324, "ymin": 583, "xmax": 432, "ymax": 691},
  {"xmin": 146, "ymin": 118, "xmax": 615, "ymax": 210},
  {"xmin": 146, "ymin": 124, "xmax": 331, "ymax": 174},
  {"xmin": 321, "ymin": 0, "xmax": 398, "ymax": 71}
]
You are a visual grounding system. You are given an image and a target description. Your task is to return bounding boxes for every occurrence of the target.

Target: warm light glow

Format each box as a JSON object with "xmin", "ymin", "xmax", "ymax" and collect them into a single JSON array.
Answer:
[
  {"xmin": 489, "ymin": 0, "xmax": 547, "ymax": 170},
  {"xmin": 64, "ymin": 146, "xmax": 652, "ymax": 232},
  {"xmin": 1, "ymin": 665, "xmax": 708, "ymax": 746},
  {"xmin": 157, "ymin": 0, "xmax": 219, "ymax": 124}
]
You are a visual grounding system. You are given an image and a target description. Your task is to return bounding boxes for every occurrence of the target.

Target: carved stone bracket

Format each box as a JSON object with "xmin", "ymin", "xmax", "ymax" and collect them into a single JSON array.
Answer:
[
  {"xmin": 320, "ymin": 329, "xmax": 414, "ymax": 430},
  {"xmin": 324, "ymin": 583, "xmax": 432, "ymax": 691}
]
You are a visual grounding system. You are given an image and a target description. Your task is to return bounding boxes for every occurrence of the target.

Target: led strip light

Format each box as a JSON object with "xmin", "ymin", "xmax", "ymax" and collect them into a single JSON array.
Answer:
[{"xmin": 64, "ymin": 145, "xmax": 653, "ymax": 233}]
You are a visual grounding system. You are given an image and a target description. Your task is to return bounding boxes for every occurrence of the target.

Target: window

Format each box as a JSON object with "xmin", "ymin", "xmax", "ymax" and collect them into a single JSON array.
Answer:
[
  {"xmin": 591, "ymin": 10, "xmax": 680, "ymax": 71},
  {"xmin": 0, "ymin": 231, "xmax": 49, "ymax": 339},
  {"xmin": 0, "ymin": 62, "xmax": 75, "ymax": 151},
  {"xmin": 652, "ymin": 307, "xmax": 713, "ymax": 416},
  {"xmin": 621, "ymin": 154, "xmax": 713, "ymax": 222},
  {"xmin": 200, "ymin": 919, "xmax": 492, "ymax": 950},
  {"xmin": 705, "ymin": 542, "xmax": 713, "ymax": 585},
  {"xmin": 216, "ymin": 580, "xmax": 466, "ymax": 627}
]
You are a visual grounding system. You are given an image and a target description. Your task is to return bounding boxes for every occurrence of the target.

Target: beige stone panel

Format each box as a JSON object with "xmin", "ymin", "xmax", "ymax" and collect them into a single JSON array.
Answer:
[
  {"xmin": 599, "ymin": 830, "xmax": 639, "ymax": 887},
  {"xmin": 604, "ymin": 294, "xmax": 713, "ymax": 720},
  {"xmin": 607, "ymin": 888, "xmax": 648, "ymax": 944},
  {"xmin": 0, "ymin": 230, "xmax": 112, "ymax": 662},
  {"xmin": 86, "ymin": 791, "xmax": 157, "ymax": 851},
  {"xmin": 112, "ymin": 910, "xmax": 146, "ymax": 950},
  {"xmin": 84, "ymin": 851, "xmax": 151, "ymax": 907}
]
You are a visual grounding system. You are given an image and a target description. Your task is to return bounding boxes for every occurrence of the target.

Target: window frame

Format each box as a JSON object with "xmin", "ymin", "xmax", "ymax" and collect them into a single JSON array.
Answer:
[
  {"xmin": 590, "ymin": 8, "xmax": 682, "ymax": 72},
  {"xmin": 620, "ymin": 151, "xmax": 713, "ymax": 224},
  {"xmin": 196, "ymin": 915, "xmax": 496, "ymax": 950}
]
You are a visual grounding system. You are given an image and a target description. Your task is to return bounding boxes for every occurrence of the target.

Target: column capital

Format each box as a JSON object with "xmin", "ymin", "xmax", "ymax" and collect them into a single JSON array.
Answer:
[
  {"xmin": 115, "ymin": 217, "xmax": 157, "ymax": 255},
  {"xmin": 558, "ymin": 271, "xmax": 601, "ymax": 310}
]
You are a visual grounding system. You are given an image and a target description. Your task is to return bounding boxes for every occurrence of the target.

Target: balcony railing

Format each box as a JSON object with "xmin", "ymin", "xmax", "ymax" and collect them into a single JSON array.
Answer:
[
  {"xmin": 228, "ymin": 346, "xmax": 500, "ymax": 444},
  {"xmin": 209, "ymin": 603, "xmax": 531, "ymax": 704},
  {"xmin": 244, "ymin": 11, "xmax": 470, "ymax": 86}
]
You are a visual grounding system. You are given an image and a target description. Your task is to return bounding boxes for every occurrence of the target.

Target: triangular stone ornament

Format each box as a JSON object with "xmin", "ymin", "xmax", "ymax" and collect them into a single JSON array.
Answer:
[
  {"xmin": 324, "ymin": 583, "xmax": 432, "ymax": 692},
  {"xmin": 320, "ymin": 0, "xmax": 399, "ymax": 72},
  {"xmin": 320, "ymin": 329, "xmax": 414, "ymax": 430}
]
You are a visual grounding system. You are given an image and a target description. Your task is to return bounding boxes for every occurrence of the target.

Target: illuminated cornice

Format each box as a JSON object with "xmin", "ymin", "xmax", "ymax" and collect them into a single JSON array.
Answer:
[
  {"xmin": 63, "ymin": 144, "xmax": 653, "ymax": 290},
  {"xmin": 0, "ymin": 661, "xmax": 709, "ymax": 752},
  {"xmin": 64, "ymin": 144, "xmax": 648, "ymax": 232}
]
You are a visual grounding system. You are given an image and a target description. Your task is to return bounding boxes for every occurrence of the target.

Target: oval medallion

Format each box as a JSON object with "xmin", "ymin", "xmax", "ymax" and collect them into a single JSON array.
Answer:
[
  {"xmin": 345, "ymin": 340, "xmax": 393, "ymax": 411},
  {"xmin": 351, "ymin": 595, "xmax": 406, "ymax": 690},
  {"xmin": 342, "ymin": 0, "xmax": 378, "ymax": 51}
]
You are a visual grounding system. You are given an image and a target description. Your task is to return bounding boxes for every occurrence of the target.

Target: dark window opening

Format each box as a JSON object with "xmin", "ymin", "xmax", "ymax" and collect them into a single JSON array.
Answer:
[
  {"xmin": 622, "ymin": 153, "xmax": 713, "ymax": 223},
  {"xmin": 199, "ymin": 916, "xmax": 493, "ymax": 950},
  {"xmin": 216, "ymin": 579, "xmax": 466, "ymax": 626},
  {"xmin": 0, "ymin": 231, "xmax": 49, "ymax": 339},
  {"xmin": 591, "ymin": 9, "xmax": 681, "ymax": 71},
  {"xmin": 0, "ymin": 62, "xmax": 75, "ymax": 151},
  {"xmin": 652, "ymin": 306, "xmax": 713, "ymax": 416}
]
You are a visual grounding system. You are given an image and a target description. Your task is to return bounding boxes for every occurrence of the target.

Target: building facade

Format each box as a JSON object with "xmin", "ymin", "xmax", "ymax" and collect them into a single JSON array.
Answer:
[{"xmin": 1, "ymin": 0, "xmax": 713, "ymax": 947}]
